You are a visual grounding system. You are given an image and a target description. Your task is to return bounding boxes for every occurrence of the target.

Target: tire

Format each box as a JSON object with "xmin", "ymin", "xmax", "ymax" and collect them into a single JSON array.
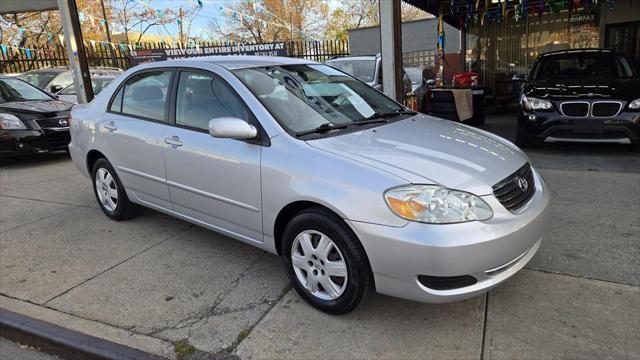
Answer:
[
  {"xmin": 92, "ymin": 158, "xmax": 139, "ymax": 221},
  {"xmin": 281, "ymin": 208, "xmax": 374, "ymax": 315}
]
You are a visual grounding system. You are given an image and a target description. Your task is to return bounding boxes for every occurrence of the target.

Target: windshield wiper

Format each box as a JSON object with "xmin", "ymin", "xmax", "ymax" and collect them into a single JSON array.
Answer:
[
  {"xmin": 364, "ymin": 110, "xmax": 417, "ymax": 121},
  {"xmin": 296, "ymin": 123, "xmax": 348, "ymax": 137}
]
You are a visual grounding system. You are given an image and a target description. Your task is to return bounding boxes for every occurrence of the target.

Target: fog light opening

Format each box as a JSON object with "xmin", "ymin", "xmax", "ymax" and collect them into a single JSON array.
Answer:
[{"xmin": 417, "ymin": 275, "xmax": 478, "ymax": 291}]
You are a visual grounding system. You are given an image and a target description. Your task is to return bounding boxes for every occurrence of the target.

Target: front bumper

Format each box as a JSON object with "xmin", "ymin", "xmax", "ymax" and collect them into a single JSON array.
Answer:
[
  {"xmin": 517, "ymin": 108, "xmax": 640, "ymax": 144},
  {"xmin": 347, "ymin": 168, "xmax": 550, "ymax": 303},
  {"xmin": 0, "ymin": 128, "xmax": 70, "ymax": 157}
]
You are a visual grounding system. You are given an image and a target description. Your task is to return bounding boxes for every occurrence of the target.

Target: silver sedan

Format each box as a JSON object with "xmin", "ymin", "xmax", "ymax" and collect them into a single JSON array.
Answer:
[{"xmin": 69, "ymin": 56, "xmax": 550, "ymax": 314}]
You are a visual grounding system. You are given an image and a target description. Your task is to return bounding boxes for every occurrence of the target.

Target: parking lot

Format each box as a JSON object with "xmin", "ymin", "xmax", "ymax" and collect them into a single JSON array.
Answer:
[{"xmin": 1, "ymin": 113, "xmax": 639, "ymax": 360}]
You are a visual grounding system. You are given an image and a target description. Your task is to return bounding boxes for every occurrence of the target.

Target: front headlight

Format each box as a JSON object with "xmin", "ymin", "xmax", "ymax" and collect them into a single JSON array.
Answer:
[
  {"xmin": 628, "ymin": 98, "xmax": 640, "ymax": 110},
  {"xmin": 521, "ymin": 95, "xmax": 552, "ymax": 111},
  {"xmin": 384, "ymin": 185, "xmax": 493, "ymax": 224},
  {"xmin": 0, "ymin": 113, "xmax": 27, "ymax": 129}
]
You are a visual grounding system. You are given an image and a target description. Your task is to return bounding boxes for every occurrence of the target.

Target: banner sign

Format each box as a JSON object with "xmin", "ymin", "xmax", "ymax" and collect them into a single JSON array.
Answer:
[{"xmin": 130, "ymin": 42, "xmax": 287, "ymax": 66}]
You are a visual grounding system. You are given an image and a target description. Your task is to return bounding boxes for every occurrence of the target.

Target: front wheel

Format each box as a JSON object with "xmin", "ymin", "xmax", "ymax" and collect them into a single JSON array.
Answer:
[
  {"xmin": 281, "ymin": 208, "xmax": 374, "ymax": 315},
  {"xmin": 92, "ymin": 158, "xmax": 139, "ymax": 221}
]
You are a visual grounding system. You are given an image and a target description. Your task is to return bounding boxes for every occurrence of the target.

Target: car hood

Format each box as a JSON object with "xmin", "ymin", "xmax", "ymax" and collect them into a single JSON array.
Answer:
[
  {"xmin": 525, "ymin": 77, "xmax": 640, "ymax": 101},
  {"xmin": 307, "ymin": 114, "xmax": 529, "ymax": 195},
  {"xmin": 0, "ymin": 100, "xmax": 73, "ymax": 114}
]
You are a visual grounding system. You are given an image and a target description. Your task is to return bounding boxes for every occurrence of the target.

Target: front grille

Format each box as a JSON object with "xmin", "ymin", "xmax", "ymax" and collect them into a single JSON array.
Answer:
[
  {"xmin": 560, "ymin": 102, "xmax": 589, "ymax": 117},
  {"xmin": 592, "ymin": 102, "xmax": 621, "ymax": 117},
  {"xmin": 36, "ymin": 117, "xmax": 69, "ymax": 129},
  {"xmin": 492, "ymin": 163, "xmax": 536, "ymax": 212}
]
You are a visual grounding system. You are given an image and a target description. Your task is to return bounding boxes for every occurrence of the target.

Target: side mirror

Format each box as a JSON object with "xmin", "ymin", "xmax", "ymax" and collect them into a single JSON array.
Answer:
[
  {"xmin": 426, "ymin": 79, "xmax": 436, "ymax": 87},
  {"xmin": 50, "ymin": 85, "xmax": 63, "ymax": 93},
  {"xmin": 209, "ymin": 117, "xmax": 257, "ymax": 140},
  {"xmin": 511, "ymin": 74, "xmax": 526, "ymax": 82}
]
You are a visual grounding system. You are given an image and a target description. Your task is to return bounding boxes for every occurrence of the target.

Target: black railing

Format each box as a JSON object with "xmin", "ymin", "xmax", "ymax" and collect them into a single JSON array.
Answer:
[{"xmin": 0, "ymin": 40, "xmax": 350, "ymax": 74}]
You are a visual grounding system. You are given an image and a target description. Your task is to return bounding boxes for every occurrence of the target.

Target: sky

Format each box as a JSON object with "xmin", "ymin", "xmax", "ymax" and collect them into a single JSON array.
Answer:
[{"xmin": 122, "ymin": 0, "xmax": 341, "ymax": 41}]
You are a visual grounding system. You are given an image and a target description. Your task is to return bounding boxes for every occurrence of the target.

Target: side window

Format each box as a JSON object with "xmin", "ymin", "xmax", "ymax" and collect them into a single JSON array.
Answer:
[
  {"xmin": 175, "ymin": 71, "xmax": 249, "ymax": 130},
  {"xmin": 121, "ymin": 71, "xmax": 172, "ymax": 121},
  {"xmin": 109, "ymin": 86, "xmax": 124, "ymax": 112},
  {"xmin": 52, "ymin": 72, "xmax": 74, "ymax": 89}
]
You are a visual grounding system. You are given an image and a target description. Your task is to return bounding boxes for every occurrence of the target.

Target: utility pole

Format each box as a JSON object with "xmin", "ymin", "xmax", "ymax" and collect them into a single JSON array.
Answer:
[
  {"xmin": 179, "ymin": 7, "xmax": 184, "ymax": 44},
  {"xmin": 57, "ymin": 0, "xmax": 94, "ymax": 103},
  {"xmin": 100, "ymin": 0, "xmax": 118, "ymax": 67}
]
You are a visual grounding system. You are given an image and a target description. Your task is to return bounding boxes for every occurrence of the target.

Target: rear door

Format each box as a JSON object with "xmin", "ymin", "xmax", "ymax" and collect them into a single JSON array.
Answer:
[
  {"xmin": 163, "ymin": 68, "xmax": 264, "ymax": 243},
  {"xmin": 100, "ymin": 68, "xmax": 174, "ymax": 209}
]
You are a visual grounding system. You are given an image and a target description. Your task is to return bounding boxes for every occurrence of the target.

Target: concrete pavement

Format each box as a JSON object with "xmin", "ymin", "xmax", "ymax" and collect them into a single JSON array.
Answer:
[{"xmin": 1, "ymin": 113, "xmax": 638, "ymax": 359}]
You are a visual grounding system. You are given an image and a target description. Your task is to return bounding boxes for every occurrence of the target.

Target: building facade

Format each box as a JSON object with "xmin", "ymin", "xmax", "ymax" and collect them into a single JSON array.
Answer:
[
  {"xmin": 347, "ymin": 18, "xmax": 461, "ymax": 69},
  {"xmin": 465, "ymin": 2, "xmax": 640, "ymax": 90}
]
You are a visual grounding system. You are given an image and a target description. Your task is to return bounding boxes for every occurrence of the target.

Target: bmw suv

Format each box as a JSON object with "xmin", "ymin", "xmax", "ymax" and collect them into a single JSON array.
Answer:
[{"xmin": 514, "ymin": 49, "xmax": 640, "ymax": 150}]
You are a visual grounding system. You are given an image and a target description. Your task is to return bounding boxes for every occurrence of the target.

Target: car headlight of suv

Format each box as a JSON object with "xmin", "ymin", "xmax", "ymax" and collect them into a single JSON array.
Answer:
[
  {"xmin": 0, "ymin": 113, "xmax": 27, "ymax": 129},
  {"xmin": 384, "ymin": 185, "xmax": 493, "ymax": 224},
  {"xmin": 629, "ymin": 98, "xmax": 640, "ymax": 110},
  {"xmin": 521, "ymin": 95, "xmax": 552, "ymax": 111}
]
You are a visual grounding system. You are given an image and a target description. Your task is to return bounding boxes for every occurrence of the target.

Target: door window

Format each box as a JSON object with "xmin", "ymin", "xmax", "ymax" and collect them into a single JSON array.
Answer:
[
  {"xmin": 121, "ymin": 70, "xmax": 172, "ymax": 121},
  {"xmin": 51, "ymin": 72, "xmax": 74, "ymax": 89},
  {"xmin": 175, "ymin": 71, "xmax": 249, "ymax": 130}
]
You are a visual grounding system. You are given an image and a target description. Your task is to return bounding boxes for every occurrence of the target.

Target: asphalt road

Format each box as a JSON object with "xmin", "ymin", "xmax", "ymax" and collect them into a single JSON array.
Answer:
[{"xmin": 0, "ymin": 112, "xmax": 638, "ymax": 359}]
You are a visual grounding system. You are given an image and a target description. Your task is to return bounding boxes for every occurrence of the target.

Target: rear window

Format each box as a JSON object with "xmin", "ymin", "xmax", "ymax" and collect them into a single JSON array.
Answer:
[{"xmin": 327, "ymin": 59, "xmax": 376, "ymax": 83}]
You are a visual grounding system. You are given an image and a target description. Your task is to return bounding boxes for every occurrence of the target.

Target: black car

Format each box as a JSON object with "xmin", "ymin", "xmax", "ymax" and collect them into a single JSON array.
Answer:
[
  {"xmin": 0, "ymin": 76, "xmax": 73, "ymax": 157},
  {"xmin": 515, "ymin": 49, "xmax": 640, "ymax": 150}
]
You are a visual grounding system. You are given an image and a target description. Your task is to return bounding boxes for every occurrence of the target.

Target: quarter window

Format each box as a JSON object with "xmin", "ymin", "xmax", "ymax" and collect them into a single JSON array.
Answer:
[
  {"xmin": 121, "ymin": 71, "xmax": 172, "ymax": 121},
  {"xmin": 109, "ymin": 86, "xmax": 124, "ymax": 112},
  {"xmin": 175, "ymin": 71, "xmax": 249, "ymax": 130}
]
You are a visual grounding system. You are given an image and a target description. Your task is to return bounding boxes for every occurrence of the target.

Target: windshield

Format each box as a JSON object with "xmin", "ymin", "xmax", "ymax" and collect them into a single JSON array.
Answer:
[
  {"xmin": 531, "ymin": 52, "xmax": 636, "ymax": 80},
  {"xmin": 234, "ymin": 64, "xmax": 406, "ymax": 134},
  {"xmin": 326, "ymin": 59, "xmax": 376, "ymax": 83},
  {"xmin": 0, "ymin": 78, "xmax": 53, "ymax": 103},
  {"xmin": 60, "ymin": 78, "xmax": 113, "ymax": 95},
  {"xmin": 405, "ymin": 68, "xmax": 422, "ymax": 84},
  {"xmin": 18, "ymin": 72, "xmax": 58, "ymax": 89}
]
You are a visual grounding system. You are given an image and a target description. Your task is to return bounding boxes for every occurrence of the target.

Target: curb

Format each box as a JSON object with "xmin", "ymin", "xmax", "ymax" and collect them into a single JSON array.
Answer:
[{"xmin": 0, "ymin": 307, "xmax": 163, "ymax": 360}]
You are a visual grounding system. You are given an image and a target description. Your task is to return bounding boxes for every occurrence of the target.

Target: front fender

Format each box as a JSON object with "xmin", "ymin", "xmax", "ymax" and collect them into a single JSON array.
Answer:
[{"xmin": 261, "ymin": 136, "xmax": 409, "ymax": 244}]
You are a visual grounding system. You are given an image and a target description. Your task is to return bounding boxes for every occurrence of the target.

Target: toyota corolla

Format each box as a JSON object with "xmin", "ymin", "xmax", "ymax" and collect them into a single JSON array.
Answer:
[{"xmin": 69, "ymin": 56, "xmax": 550, "ymax": 314}]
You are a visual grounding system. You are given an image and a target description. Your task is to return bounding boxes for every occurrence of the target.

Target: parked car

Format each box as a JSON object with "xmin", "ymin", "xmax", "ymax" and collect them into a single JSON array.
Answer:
[
  {"xmin": 56, "ymin": 76, "xmax": 116, "ymax": 104},
  {"xmin": 18, "ymin": 66, "xmax": 122, "ymax": 94},
  {"xmin": 326, "ymin": 55, "xmax": 412, "ymax": 96},
  {"xmin": 69, "ymin": 56, "xmax": 550, "ymax": 314},
  {"xmin": 404, "ymin": 66, "xmax": 426, "ymax": 92},
  {"xmin": 0, "ymin": 76, "xmax": 73, "ymax": 157},
  {"xmin": 514, "ymin": 48, "xmax": 640, "ymax": 150}
]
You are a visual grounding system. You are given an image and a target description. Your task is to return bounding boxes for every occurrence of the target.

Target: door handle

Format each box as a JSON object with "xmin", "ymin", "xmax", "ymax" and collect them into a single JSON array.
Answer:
[
  {"xmin": 165, "ymin": 135, "xmax": 183, "ymax": 147},
  {"xmin": 104, "ymin": 121, "xmax": 117, "ymax": 131}
]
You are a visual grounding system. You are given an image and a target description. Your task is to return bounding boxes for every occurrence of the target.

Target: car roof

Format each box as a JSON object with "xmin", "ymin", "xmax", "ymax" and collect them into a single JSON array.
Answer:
[
  {"xmin": 20, "ymin": 66, "xmax": 123, "ymax": 74},
  {"xmin": 326, "ymin": 56, "xmax": 378, "ymax": 62},
  {"xmin": 159, "ymin": 55, "xmax": 316, "ymax": 70},
  {"xmin": 539, "ymin": 48, "xmax": 617, "ymax": 57}
]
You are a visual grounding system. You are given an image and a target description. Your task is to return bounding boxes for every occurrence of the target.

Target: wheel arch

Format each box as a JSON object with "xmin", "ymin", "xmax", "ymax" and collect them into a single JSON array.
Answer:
[
  {"xmin": 86, "ymin": 149, "xmax": 107, "ymax": 174},
  {"xmin": 273, "ymin": 199, "xmax": 377, "ymax": 295}
]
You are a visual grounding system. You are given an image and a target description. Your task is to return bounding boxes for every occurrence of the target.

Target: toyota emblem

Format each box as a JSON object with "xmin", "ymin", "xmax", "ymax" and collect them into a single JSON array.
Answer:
[
  {"xmin": 59, "ymin": 119, "xmax": 68, "ymax": 127},
  {"xmin": 517, "ymin": 177, "xmax": 529, "ymax": 192}
]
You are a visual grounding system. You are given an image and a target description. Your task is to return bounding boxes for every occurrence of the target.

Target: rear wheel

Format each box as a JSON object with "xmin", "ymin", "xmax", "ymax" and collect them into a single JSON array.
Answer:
[
  {"xmin": 281, "ymin": 208, "xmax": 374, "ymax": 314},
  {"xmin": 92, "ymin": 158, "xmax": 139, "ymax": 220}
]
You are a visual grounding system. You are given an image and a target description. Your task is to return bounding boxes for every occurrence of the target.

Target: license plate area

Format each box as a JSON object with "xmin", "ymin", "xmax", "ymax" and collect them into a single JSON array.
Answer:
[{"xmin": 573, "ymin": 118, "xmax": 604, "ymax": 134}]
